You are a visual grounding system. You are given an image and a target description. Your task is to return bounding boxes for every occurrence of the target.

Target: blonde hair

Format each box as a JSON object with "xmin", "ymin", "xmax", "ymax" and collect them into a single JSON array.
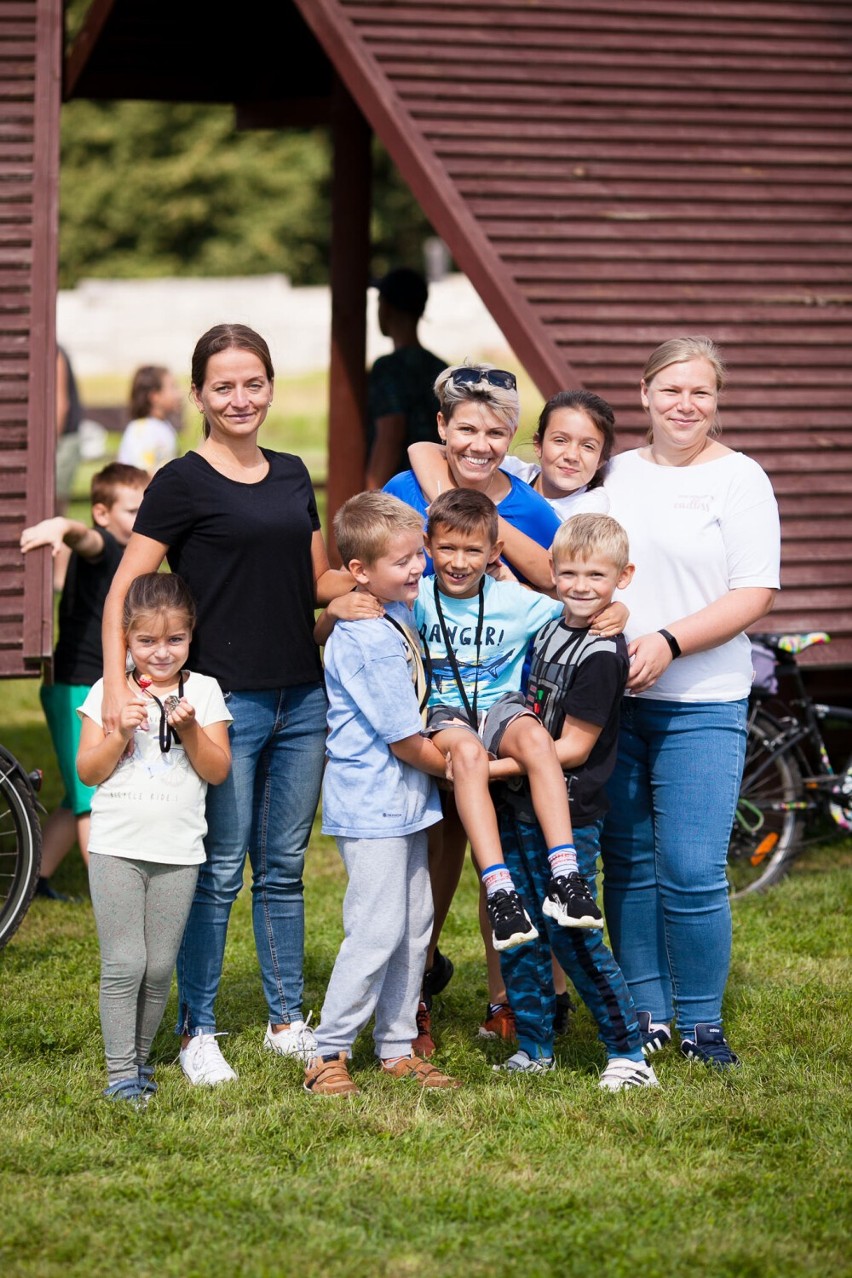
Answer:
[
  {"xmin": 551, "ymin": 514, "xmax": 630, "ymax": 573},
  {"xmin": 434, "ymin": 362, "xmax": 520, "ymax": 434},
  {"xmin": 334, "ymin": 490, "xmax": 425, "ymax": 568},
  {"xmin": 641, "ymin": 335, "xmax": 725, "ymax": 442}
]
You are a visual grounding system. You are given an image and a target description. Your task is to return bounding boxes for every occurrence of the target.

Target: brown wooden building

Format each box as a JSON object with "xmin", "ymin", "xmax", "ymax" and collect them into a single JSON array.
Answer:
[{"xmin": 2, "ymin": 0, "xmax": 851, "ymax": 683}]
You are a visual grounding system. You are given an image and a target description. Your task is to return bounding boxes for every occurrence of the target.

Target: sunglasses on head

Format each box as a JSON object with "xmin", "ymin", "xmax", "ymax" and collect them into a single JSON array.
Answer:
[{"xmin": 449, "ymin": 367, "xmax": 518, "ymax": 392}]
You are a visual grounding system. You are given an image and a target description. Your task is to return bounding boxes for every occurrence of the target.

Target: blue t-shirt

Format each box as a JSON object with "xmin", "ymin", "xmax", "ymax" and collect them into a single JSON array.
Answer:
[
  {"xmin": 414, "ymin": 576, "xmax": 562, "ymax": 712},
  {"xmin": 321, "ymin": 601, "xmax": 442, "ymax": 839},
  {"xmin": 383, "ymin": 469, "xmax": 561, "ymax": 584}
]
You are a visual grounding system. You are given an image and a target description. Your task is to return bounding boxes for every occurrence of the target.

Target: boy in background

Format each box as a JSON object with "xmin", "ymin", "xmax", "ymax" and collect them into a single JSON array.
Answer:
[
  {"xmin": 20, "ymin": 462, "xmax": 149, "ymax": 898},
  {"xmin": 304, "ymin": 491, "xmax": 459, "ymax": 1095},
  {"xmin": 494, "ymin": 514, "xmax": 659, "ymax": 1090}
]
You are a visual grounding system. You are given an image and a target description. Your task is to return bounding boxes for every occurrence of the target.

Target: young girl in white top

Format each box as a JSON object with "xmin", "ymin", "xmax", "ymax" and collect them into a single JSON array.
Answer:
[
  {"xmin": 77, "ymin": 573, "xmax": 232, "ymax": 1104},
  {"xmin": 117, "ymin": 365, "xmax": 183, "ymax": 474}
]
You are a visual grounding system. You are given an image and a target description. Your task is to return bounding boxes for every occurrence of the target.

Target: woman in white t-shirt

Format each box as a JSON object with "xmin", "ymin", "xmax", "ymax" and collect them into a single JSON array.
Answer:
[
  {"xmin": 600, "ymin": 335, "xmax": 780, "ymax": 1071},
  {"xmin": 117, "ymin": 365, "xmax": 183, "ymax": 474}
]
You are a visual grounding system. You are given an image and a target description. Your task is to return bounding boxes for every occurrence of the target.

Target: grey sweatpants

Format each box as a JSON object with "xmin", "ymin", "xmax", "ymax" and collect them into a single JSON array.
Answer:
[
  {"xmin": 315, "ymin": 831, "xmax": 433, "ymax": 1061},
  {"xmin": 88, "ymin": 854, "xmax": 198, "ymax": 1084}
]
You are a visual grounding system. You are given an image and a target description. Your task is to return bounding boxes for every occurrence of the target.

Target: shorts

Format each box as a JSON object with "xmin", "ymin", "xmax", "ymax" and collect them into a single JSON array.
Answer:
[
  {"xmin": 40, "ymin": 681, "xmax": 96, "ymax": 815},
  {"xmin": 425, "ymin": 691, "xmax": 536, "ymax": 758}
]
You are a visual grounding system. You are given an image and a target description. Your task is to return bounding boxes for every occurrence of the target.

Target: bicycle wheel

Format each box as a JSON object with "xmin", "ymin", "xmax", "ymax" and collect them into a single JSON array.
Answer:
[
  {"xmin": 0, "ymin": 754, "xmax": 43, "ymax": 949},
  {"xmin": 728, "ymin": 710, "xmax": 805, "ymax": 897}
]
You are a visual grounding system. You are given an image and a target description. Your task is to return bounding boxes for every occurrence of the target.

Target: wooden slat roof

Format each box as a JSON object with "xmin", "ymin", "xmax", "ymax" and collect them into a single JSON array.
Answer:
[{"xmin": 66, "ymin": 0, "xmax": 852, "ymax": 667}]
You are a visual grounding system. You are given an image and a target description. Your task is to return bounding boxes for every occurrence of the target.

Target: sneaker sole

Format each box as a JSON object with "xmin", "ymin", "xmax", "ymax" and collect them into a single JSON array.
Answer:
[
  {"xmin": 491, "ymin": 926, "xmax": 539, "ymax": 951},
  {"xmin": 542, "ymin": 898, "xmax": 603, "ymax": 930}
]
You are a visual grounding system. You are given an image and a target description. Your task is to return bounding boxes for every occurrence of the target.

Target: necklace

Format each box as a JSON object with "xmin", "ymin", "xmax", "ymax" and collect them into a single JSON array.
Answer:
[{"xmin": 131, "ymin": 670, "xmax": 184, "ymax": 753}]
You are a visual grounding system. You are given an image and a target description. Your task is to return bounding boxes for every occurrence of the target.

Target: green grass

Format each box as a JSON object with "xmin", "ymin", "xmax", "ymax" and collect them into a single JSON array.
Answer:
[{"xmin": 2, "ymin": 679, "xmax": 851, "ymax": 1278}]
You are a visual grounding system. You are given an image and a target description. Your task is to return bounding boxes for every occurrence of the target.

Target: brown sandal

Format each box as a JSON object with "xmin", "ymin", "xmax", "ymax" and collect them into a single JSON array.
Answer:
[
  {"xmin": 381, "ymin": 1055, "xmax": 460, "ymax": 1089},
  {"xmin": 303, "ymin": 1052, "xmax": 360, "ymax": 1096}
]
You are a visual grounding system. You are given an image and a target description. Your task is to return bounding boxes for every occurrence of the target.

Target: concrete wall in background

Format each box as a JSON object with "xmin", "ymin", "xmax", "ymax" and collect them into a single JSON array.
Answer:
[{"xmin": 56, "ymin": 273, "xmax": 512, "ymax": 380}]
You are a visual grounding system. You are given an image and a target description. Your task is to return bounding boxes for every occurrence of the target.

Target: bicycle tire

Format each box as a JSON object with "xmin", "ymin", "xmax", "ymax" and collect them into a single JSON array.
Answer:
[
  {"xmin": 728, "ymin": 709, "xmax": 805, "ymax": 897},
  {"xmin": 0, "ymin": 753, "xmax": 43, "ymax": 950}
]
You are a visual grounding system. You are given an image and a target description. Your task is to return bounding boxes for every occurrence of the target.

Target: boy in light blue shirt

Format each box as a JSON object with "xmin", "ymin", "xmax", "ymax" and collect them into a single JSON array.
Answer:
[
  {"xmin": 304, "ymin": 492, "xmax": 460, "ymax": 1097},
  {"xmin": 415, "ymin": 489, "xmax": 604, "ymax": 953}
]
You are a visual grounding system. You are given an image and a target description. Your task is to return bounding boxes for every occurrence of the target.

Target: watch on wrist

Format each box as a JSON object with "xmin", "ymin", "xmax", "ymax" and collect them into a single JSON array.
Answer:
[{"xmin": 658, "ymin": 628, "xmax": 682, "ymax": 659}]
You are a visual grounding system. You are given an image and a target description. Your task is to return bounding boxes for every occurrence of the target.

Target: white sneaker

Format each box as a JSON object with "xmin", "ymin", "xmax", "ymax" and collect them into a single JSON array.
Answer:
[
  {"xmin": 179, "ymin": 1032, "xmax": 238, "ymax": 1086},
  {"xmin": 263, "ymin": 1015, "xmax": 317, "ymax": 1062},
  {"xmin": 599, "ymin": 1057, "xmax": 659, "ymax": 1092}
]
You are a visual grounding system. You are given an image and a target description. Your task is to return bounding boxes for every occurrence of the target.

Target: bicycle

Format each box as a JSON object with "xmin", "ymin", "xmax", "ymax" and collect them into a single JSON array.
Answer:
[
  {"xmin": 727, "ymin": 632, "xmax": 852, "ymax": 897},
  {"xmin": 0, "ymin": 744, "xmax": 43, "ymax": 949}
]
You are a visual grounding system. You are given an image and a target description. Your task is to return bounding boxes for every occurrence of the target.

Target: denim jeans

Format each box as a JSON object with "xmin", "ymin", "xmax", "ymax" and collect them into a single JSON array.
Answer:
[
  {"xmin": 498, "ymin": 812, "xmax": 643, "ymax": 1062},
  {"xmin": 176, "ymin": 682, "xmax": 327, "ymax": 1034},
  {"xmin": 600, "ymin": 696, "xmax": 747, "ymax": 1036}
]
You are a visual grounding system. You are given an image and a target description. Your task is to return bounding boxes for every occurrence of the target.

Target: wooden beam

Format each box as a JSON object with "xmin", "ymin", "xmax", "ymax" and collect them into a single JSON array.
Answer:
[{"xmin": 325, "ymin": 73, "xmax": 370, "ymax": 564}]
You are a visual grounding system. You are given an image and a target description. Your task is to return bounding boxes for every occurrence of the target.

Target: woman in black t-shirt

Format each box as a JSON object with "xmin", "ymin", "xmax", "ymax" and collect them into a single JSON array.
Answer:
[{"xmin": 101, "ymin": 324, "xmax": 377, "ymax": 1087}]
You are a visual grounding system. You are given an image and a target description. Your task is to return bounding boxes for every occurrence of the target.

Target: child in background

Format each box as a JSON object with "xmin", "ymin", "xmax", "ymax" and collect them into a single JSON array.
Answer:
[
  {"xmin": 494, "ymin": 515, "xmax": 658, "ymax": 1089},
  {"xmin": 77, "ymin": 573, "xmax": 231, "ymax": 1104},
  {"xmin": 19, "ymin": 462, "xmax": 149, "ymax": 899},
  {"xmin": 416, "ymin": 489, "xmax": 604, "ymax": 955},
  {"xmin": 117, "ymin": 365, "xmax": 183, "ymax": 474},
  {"xmin": 305, "ymin": 492, "xmax": 458, "ymax": 1095}
]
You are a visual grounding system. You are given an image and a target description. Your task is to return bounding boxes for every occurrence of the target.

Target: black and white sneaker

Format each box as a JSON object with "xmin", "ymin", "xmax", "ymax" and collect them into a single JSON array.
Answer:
[
  {"xmin": 637, "ymin": 1010, "xmax": 672, "ymax": 1057},
  {"xmin": 542, "ymin": 873, "xmax": 603, "ymax": 929},
  {"xmin": 486, "ymin": 889, "xmax": 539, "ymax": 951},
  {"xmin": 680, "ymin": 1023, "xmax": 741, "ymax": 1070}
]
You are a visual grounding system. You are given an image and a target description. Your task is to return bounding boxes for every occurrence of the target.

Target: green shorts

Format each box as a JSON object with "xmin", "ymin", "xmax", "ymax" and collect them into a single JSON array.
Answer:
[{"xmin": 40, "ymin": 682, "xmax": 96, "ymax": 815}]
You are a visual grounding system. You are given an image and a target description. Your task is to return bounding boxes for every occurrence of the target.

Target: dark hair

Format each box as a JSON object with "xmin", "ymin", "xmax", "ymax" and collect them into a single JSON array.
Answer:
[
  {"xmin": 129, "ymin": 365, "xmax": 169, "ymax": 419},
  {"xmin": 535, "ymin": 390, "xmax": 616, "ymax": 490},
  {"xmin": 426, "ymin": 488, "xmax": 499, "ymax": 545},
  {"xmin": 190, "ymin": 324, "xmax": 275, "ymax": 440},
  {"xmin": 90, "ymin": 462, "xmax": 149, "ymax": 508},
  {"xmin": 122, "ymin": 573, "xmax": 197, "ymax": 636}
]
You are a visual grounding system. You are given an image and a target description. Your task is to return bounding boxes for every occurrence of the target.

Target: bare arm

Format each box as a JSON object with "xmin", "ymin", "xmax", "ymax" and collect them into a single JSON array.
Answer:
[
  {"xmin": 56, "ymin": 350, "xmax": 69, "ymax": 438},
  {"xmin": 166, "ymin": 710, "xmax": 231, "ymax": 785},
  {"xmin": 366, "ymin": 414, "xmax": 406, "ymax": 490},
  {"xmin": 627, "ymin": 586, "xmax": 777, "ymax": 693},
  {"xmin": 487, "ymin": 713, "xmax": 603, "ymax": 781},
  {"xmin": 313, "ymin": 589, "xmax": 384, "ymax": 646},
  {"xmin": 311, "ymin": 529, "xmax": 356, "ymax": 605},
  {"xmin": 20, "ymin": 516, "xmax": 104, "ymax": 561},
  {"xmin": 101, "ymin": 532, "xmax": 169, "ymax": 731},
  {"xmin": 408, "ymin": 440, "xmax": 555, "ymax": 593},
  {"xmin": 77, "ymin": 699, "xmax": 148, "ymax": 786},
  {"xmin": 389, "ymin": 732, "xmax": 448, "ymax": 778}
]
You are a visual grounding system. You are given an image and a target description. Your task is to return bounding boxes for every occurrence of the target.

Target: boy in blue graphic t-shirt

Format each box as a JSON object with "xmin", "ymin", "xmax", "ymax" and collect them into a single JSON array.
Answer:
[{"xmin": 414, "ymin": 489, "xmax": 603, "ymax": 955}]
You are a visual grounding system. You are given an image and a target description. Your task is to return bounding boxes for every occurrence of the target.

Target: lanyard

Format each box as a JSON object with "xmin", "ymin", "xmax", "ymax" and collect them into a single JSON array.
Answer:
[
  {"xmin": 432, "ymin": 577, "xmax": 485, "ymax": 729},
  {"xmin": 131, "ymin": 670, "xmax": 185, "ymax": 753}
]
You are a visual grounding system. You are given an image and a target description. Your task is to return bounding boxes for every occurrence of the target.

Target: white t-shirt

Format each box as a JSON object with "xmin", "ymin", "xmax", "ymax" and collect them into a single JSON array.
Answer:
[
  {"xmin": 117, "ymin": 416, "xmax": 178, "ymax": 473},
  {"xmin": 500, "ymin": 454, "xmax": 610, "ymax": 519},
  {"xmin": 79, "ymin": 672, "xmax": 232, "ymax": 864},
  {"xmin": 604, "ymin": 449, "xmax": 780, "ymax": 703}
]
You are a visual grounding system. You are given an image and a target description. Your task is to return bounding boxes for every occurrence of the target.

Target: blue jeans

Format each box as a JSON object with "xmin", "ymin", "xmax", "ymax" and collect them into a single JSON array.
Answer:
[
  {"xmin": 601, "ymin": 696, "xmax": 747, "ymax": 1035},
  {"xmin": 498, "ymin": 812, "xmax": 644, "ymax": 1061},
  {"xmin": 176, "ymin": 682, "xmax": 327, "ymax": 1034}
]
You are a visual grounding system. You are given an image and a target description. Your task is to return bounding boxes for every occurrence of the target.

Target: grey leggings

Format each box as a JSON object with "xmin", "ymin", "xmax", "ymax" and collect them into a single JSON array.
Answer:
[{"xmin": 88, "ymin": 854, "xmax": 198, "ymax": 1084}]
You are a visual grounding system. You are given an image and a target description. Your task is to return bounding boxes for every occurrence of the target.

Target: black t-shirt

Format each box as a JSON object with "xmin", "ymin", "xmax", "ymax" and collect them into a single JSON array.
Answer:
[
  {"xmin": 501, "ymin": 621, "xmax": 629, "ymax": 827},
  {"xmin": 132, "ymin": 450, "xmax": 323, "ymax": 691},
  {"xmin": 54, "ymin": 529, "xmax": 124, "ymax": 685}
]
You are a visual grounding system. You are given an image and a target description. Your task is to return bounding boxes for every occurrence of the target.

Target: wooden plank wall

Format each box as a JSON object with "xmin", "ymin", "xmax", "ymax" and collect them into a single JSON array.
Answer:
[
  {"xmin": 0, "ymin": 0, "xmax": 60, "ymax": 677},
  {"xmin": 321, "ymin": 0, "xmax": 852, "ymax": 668}
]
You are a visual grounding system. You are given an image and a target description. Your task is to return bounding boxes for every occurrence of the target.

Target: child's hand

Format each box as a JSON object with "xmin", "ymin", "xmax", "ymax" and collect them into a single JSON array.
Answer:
[
  {"xmin": 327, "ymin": 591, "xmax": 385, "ymax": 623},
  {"xmin": 117, "ymin": 697, "xmax": 148, "ymax": 740},
  {"xmin": 166, "ymin": 697, "xmax": 196, "ymax": 731},
  {"xmin": 486, "ymin": 558, "xmax": 518, "ymax": 583},
  {"xmin": 20, "ymin": 517, "xmax": 67, "ymax": 556},
  {"xmin": 589, "ymin": 600, "xmax": 629, "ymax": 637}
]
